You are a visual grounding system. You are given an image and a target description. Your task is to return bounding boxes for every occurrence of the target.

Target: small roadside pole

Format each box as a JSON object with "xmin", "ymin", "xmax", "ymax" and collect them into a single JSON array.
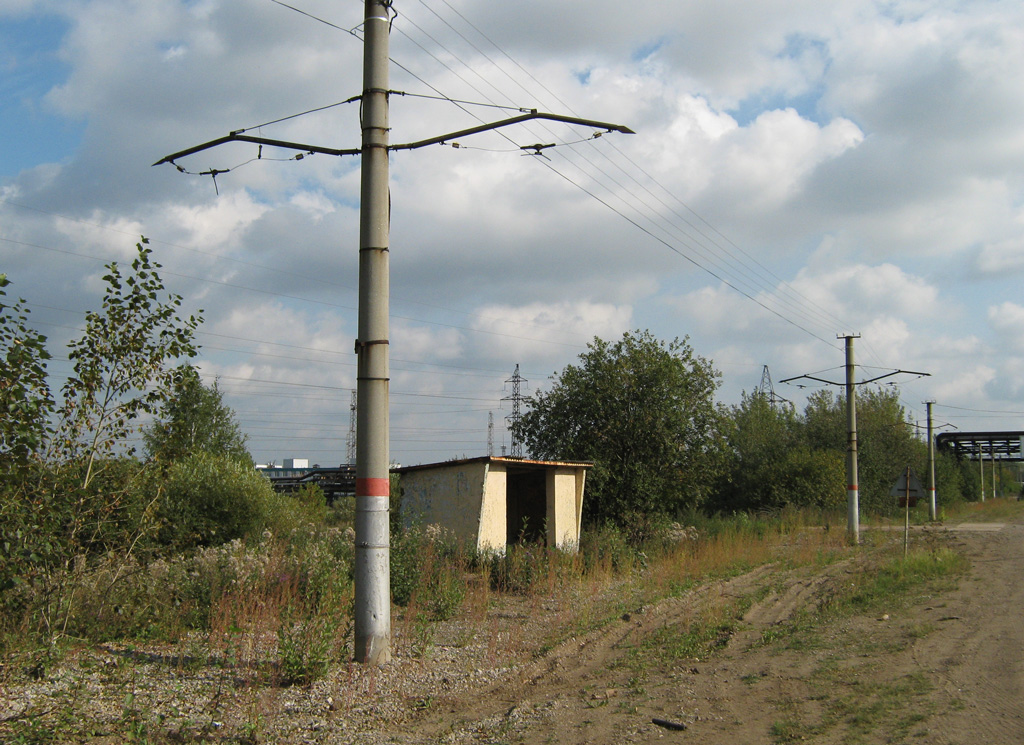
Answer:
[
  {"xmin": 904, "ymin": 466, "xmax": 911, "ymax": 558},
  {"xmin": 891, "ymin": 467, "xmax": 924, "ymax": 558}
]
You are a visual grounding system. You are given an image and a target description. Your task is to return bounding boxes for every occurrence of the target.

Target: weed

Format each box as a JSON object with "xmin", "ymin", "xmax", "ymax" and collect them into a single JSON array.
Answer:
[
  {"xmin": 770, "ymin": 717, "xmax": 814, "ymax": 743},
  {"xmin": 276, "ymin": 600, "xmax": 348, "ymax": 686}
]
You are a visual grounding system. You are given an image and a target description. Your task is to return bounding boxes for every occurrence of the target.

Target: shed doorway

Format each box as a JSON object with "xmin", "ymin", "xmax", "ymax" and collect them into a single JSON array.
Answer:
[{"xmin": 506, "ymin": 468, "xmax": 546, "ymax": 545}]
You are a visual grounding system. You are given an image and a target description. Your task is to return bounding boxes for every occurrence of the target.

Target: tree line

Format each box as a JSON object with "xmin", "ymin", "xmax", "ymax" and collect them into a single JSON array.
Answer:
[{"xmin": 514, "ymin": 330, "xmax": 982, "ymax": 536}]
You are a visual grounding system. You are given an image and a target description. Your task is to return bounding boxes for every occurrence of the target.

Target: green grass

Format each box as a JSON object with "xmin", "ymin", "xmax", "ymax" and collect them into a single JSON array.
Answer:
[{"xmin": 756, "ymin": 543, "xmax": 968, "ymax": 744}]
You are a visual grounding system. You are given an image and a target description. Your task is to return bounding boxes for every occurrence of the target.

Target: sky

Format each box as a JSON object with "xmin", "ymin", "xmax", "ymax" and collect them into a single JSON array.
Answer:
[{"xmin": 2, "ymin": 0, "xmax": 1024, "ymax": 467}]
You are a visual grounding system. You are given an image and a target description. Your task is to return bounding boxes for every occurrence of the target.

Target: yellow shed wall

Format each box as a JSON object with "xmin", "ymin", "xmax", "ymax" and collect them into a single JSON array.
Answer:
[{"xmin": 399, "ymin": 461, "xmax": 488, "ymax": 545}]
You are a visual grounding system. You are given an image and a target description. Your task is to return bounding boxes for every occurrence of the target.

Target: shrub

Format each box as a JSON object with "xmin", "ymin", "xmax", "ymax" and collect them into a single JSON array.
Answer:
[
  {"xmin": 156, "ymin": 452, "xmax": 276, "ymax": 550},
  {"xmin": 391, "ymin": 525, "xmax": 467, "ymax": 621}
]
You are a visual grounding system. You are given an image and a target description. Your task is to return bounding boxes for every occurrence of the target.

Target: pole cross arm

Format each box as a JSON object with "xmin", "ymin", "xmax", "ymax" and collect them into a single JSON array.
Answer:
[
  {"xmin": 152, "ymin": 133, "xmax": 362, "ymax": 167},
  {"xmin": 154, "ymin": 112, "xmax": 633, "ymax": 168},
  {"xmin": 859, "ymin": 369, "xmax": 930, "ymax": 385},
  {"xmin": 388, "ymin": 111, "xmax": 635, "ymax": 152},
  {"xmin": 779, "ymin": 373, "xmax": 843, "ymax": 387},
  {"xmin": 780, "ymin": 369, "xmax": 930, "ymax": 388}
]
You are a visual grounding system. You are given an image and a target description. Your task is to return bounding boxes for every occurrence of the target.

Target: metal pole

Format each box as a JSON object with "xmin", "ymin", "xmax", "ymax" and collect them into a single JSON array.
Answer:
[
  {"xmin": 842, "ymin": 334, "xmax": 860, "ymax": 544},
  {"xmin": 991, "ymin": 443, "xmax": 997, "ymax": 499},
  {"xmin": 979, "ymin": 444, "xmax": 985, "ymax": 502},
  {"xmin": 926, "ymin": 401, "xmax": 936, "ymax": 521},
  {"xmin": 354, "ymin": 0, "xmax": 391, "ymax": 665}
]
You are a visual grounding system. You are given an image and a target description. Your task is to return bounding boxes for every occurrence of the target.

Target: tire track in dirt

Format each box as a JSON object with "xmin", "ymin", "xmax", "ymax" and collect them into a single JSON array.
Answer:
[{"xmin": 395, "ymin": 562, "xmax": 851, "ymax": 743}]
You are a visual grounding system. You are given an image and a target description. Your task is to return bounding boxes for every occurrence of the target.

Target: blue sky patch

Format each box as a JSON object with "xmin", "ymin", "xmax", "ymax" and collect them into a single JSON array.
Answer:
[
  {"xmin": 632, "ymin": 37, "xmax": 669, "ymax": 63},
  {"xmin": 0, "ymin": 15, "xmax": 83, "ymax": 178},
  {"xmin": 728, "ymin": 85, "xmax": 827, "ymax": 127}
]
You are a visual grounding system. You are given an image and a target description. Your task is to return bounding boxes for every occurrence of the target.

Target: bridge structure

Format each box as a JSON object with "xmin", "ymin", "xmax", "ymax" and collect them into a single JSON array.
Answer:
[{"xmin": 935, "ymin": 431, "xmax": 1024, "ymax": 461}]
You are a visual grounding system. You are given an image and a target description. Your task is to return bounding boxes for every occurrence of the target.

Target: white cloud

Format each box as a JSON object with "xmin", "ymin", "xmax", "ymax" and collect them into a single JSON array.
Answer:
[
  {"xmin": 790, "ymin": 263, "xmax": 939, "ymax": 324},
  {"xmin": 977, "ymin": 238, "xmax": 1024, "ymax": 275},
  {"xmin": 5, "ymin": 0, "xmax": 1024, "ymax": 462},
  {"xmin": 165, "ymin": 192, "xmax": 269, "ymax": 250},
  {"xmin": 988, "ymin": 302, "xmax": 1024, "ymax": 353},
  {"xmin": 934, "ymin": 365, "xmax": 997, "ymax": 406},
  {"xmin": 470, "ymin": 300, "xmax": 633, "ymax": 366}
]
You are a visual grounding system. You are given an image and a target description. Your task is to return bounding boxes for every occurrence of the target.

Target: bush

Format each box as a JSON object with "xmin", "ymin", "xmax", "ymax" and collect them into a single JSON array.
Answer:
[
  {"xmin": 391, "ymin": 525, "xmax": 467, "ymax": 621},
  {"xmin": 156, "ymin": 452, "xmax": 278, "ymax": 550}
]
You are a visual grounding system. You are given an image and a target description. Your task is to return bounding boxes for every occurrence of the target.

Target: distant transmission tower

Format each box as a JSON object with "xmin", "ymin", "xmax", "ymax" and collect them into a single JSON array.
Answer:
[
  {"xmin": 346, "ymin": 389, "xmax": 357, "ymax": 465},
  {"xmin": 502, "ymin": 364, "xmax": 527, "ymax": 458},
  {"xmin": 757, "ymin": 365, "xmax": 790, "ymax": 408},
  {"xmin": 487, "ymin": 411, "xmax": 494, "ymax": 457}
]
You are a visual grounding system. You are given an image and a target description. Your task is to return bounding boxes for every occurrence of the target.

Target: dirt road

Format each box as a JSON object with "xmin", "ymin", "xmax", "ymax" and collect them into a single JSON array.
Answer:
[{"xmin": 387, "ymin": 520, "xmax": 1024, "ymax": 744}]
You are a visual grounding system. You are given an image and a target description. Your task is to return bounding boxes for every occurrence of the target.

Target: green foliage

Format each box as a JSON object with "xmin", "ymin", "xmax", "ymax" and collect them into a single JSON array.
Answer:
[
  {"xmin": 1, "ymin": 242, "xmax": 202, "ymax": 639},
  {"xmin": 144, "ymin": 365, "xmax": 250, "ymax": 464},
  {"xmin": 777, "ymin": 446, "xmax": 846, "ymax": 509},
  {"xmin": 515, "ymin": 330, "xmax": 727, "ymax": 524},
  {"xmin": 487, "ymin": 541, "xmax": 551, "ymax": 594},
  {"xmin": 714, "ymin": 391, "xmax": 833, "ymax": 511},
  {"xmin": 52, "ymin": 239, "xmax": 201, "ymax": 486},
  {"xmin": 0, "ymin": 274, "xmax": 53, "ymax": 469},
  {"xmin": 799, "ymin": 387, "xmax": 968, "ymax": 514},
  {"xmin": 36, "ymin": 527, "xmax": 354, "ymax": 647},
  {"xmin": 578, "ymin": 522, "xmax": 646, "ymax": 573},
  {"xmin": 277, "ymin": 600, "xmax": 345, "ymax": 686},
  {"xmin": 156, "ymin": 452, "xmax": 278, "ymax": 549},
  {"xmin": 391, "ymin": 525, "xmax": 467, "ymax": 620}
]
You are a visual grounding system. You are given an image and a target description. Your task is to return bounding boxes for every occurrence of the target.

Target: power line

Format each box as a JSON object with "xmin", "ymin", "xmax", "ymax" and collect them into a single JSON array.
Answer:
[{"xmin": 387, "ymin": 2, "xmax": 851, "ymax": 348}]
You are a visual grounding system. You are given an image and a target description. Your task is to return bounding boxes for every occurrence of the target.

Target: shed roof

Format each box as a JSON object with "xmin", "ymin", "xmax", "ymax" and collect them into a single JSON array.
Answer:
[{"xmin": 392, "ymin": 456, "xmax": 593, "ymax": 474}]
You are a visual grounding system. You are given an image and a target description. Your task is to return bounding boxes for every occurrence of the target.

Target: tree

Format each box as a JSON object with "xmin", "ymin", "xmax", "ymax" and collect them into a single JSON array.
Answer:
[
  {"xmin": 52, "ymin": 238, "xmax": 202, "ymax": 488},
  {"xmin": 714, "ymin": 391, "xmax": 846, "ymax": 513},
  {"xmin": 800, "ymin": 386, "xmax": 969, "ymax": 514},
  {"xmin": 0, "ymin": 274, "xmax": 53, "ymax": 471},
  {"xmin": 1, "ymin": 239, "xmax": 203, "ymax": 630},
  {"xmin": 144, "ymin": 365, "xmax": 250, "ymax": 464},
  {"xmin": 514, "ymin": 330, "xmax": 726, "ymax": 527}
]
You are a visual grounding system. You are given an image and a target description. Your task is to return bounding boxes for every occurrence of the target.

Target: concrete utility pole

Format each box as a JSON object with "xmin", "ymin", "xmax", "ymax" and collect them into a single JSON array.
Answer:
[
  {"xmin": 354, "ymin": 0, "xmax": 392, "ymax": 665},
  {"xmin": 780, "ymin": 337, "xmax": 928, "ymax": 546},
  {"xmin": 926, "ymin": 400, "xmax": 937, "ymax": 521},
  {"xmin": 842, "ymin": 334, "xmax": 860, "ymax": 545},
  {"xmin": 154, "ymin": 1, "xmax": 633, "ymax": 668}
]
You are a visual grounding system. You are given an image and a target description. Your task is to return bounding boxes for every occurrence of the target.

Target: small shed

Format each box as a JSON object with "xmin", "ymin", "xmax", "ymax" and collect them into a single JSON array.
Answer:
[{"xmin": 394, "ymin": 457, "xmax": 591, "ymax": 552}]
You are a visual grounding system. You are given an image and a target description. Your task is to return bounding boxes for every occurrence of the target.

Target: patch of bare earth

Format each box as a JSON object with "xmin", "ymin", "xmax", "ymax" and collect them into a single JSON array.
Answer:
[{"xmin": 3, "ymin": 519, "xmax": 1022, "ymax": 744}]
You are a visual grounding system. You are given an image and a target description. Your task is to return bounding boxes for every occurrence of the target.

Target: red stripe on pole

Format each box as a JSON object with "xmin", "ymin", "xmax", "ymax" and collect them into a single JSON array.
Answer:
[
  {"xmin": 847, "ymin": 485, "xmax": 858, "ymax": 491},
  {"xmin": 356, "ymin": 477, "xmax": 391, "ymax": 497}
]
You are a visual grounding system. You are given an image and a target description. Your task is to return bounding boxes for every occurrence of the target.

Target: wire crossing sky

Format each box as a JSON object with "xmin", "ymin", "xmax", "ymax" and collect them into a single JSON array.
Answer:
[{"xmin": 3, "ymin": 0, "xmax": 1024, "ymax": 465}]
